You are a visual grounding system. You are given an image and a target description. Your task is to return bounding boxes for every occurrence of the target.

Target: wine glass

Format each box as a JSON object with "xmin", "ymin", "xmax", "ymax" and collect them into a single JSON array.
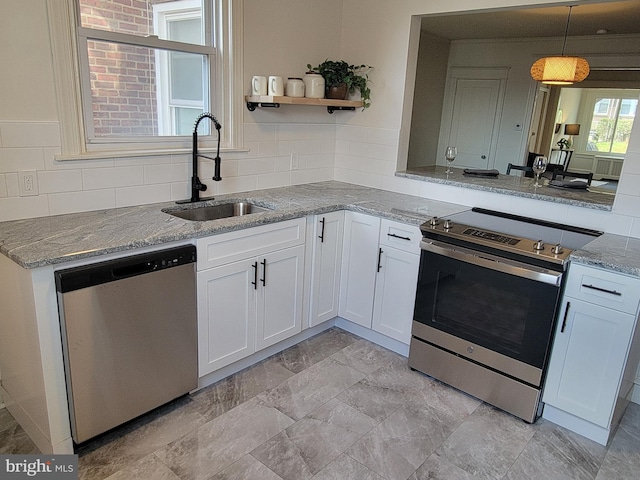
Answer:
[
  {"xmin": 445, "ymin": 146, "xmax": 457, "ymax": 174},
  {"xmin": 532, "ymin": 155, "xmax": 548, "ymax": 187}
]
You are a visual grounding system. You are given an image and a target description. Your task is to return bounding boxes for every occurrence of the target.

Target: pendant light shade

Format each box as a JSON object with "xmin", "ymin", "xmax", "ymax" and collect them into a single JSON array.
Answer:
[
  {"xmin": 531, "ymin": 6, "xmax": 589, "ymax": 85},
  {"xmin": 530, "ymin": 56, "xmax": 590, "ymax": 85}
]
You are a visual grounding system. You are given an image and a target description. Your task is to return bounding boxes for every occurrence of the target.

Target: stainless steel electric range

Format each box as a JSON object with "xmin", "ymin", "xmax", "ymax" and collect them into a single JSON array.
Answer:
[{"xmin": 409, "ymin": 207, "xmax": 602, "ymax": 422}]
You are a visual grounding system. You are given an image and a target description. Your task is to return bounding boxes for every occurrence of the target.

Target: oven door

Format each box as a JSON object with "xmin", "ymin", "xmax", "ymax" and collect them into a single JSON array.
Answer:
[{"xmin": 413, "ymin": 240, "xmax": 562, "ymax": 375}]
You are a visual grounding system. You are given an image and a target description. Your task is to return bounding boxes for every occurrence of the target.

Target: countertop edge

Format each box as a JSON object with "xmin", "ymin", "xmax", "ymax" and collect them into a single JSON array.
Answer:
[
  {"xmin": 396, "ymin": 170, "xmax": 614, "ymax": 211},
  {"xmin": 0, "ymin": 183, "xmax": 468, "ymax": 269},
  {"xmin": 2, "ymin": 182, "xmax": 636, "ymax": 277}
]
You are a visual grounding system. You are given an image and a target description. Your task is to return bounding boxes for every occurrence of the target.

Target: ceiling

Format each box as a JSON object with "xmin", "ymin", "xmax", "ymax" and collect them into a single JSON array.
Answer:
[{"xmin": 420, "ymin": 1, "xmax": 640, "ymax": 40}]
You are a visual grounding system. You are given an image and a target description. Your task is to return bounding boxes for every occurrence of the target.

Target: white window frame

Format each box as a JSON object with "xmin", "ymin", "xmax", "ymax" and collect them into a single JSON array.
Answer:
[
  {"xmin": 153, "ymin": 0, "xmax": 207, "ymax": 136},
  {"xmin": 47, "ymin": 0, "xmax": 243, "ymax": 159},
  {"xmin": 576, "ymin": 88, "xmax": 638, "ymax": 157}
]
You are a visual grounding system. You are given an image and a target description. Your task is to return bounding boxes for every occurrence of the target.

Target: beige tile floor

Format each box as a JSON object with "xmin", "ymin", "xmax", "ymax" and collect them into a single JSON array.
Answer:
[{"xmin": 1, "ymin": 327, "xmax": 640, "ymax": 479}]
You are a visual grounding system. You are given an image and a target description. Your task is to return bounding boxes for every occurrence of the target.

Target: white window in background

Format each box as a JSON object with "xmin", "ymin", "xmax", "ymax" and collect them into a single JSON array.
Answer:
[
  {"xmin": 577, "ymin": 89, "xmax": 638, "ymax": 156},
  {"xmin": 47, "ymin": 0, "xmax": 242, "ymax": 157},
  {"xmin": 153, "ymin": 1, "xmax": 207, "ymax": 136}
]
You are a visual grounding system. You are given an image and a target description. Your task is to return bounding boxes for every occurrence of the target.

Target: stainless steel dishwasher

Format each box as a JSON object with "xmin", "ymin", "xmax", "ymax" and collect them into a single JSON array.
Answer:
[{"xmin": 55, "ymin": 245, "xmax": 197, "ymax": 444}]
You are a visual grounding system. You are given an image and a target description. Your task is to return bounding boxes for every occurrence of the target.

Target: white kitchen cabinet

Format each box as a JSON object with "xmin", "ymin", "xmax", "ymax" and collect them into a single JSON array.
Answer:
[
  {"xmin": 372, "ymin": 219, "xmax": 421, "ymax": 344},
  {"xmin": 196, "ymin": 218, "xmax": 305, "ymax": 376},
  {"xmin": 256, "ymin": 245, "xmax": 305, "ymax": 350},
  {"xmin": 309, "ymin": 212, "xmax": 344, "ymax": 327},
  {"xmin": 339, "ymin": 212, "xmax": 421, "ymax": 344},
  {"xmin": 543, "ymin": 263, "xmax": 640, "ymax": 445},
  {"xmin": 197, "ymin": 259, "xmax": 257, "ymax": 374},
  {"xmin": 338, "ymin": 212, "xmax": 381, "ymax": 327}
]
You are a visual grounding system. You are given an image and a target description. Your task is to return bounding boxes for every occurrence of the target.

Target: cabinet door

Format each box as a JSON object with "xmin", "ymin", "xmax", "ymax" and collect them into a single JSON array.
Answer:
[
  {"xmin": 256, "ymin": 245, "xmax": 305, "ymax": 350},
  {"xmin": 338, "ymin": 212, "xmax": 381, "ymax": 328},
  {"xmin": 372, "ymin": 246, "xmax": 420, "ymax": 344},
  {"xmin": 543, "ymin": 298, "xmax": 635, "ymax": 427},
  {"xmin": 309, "ymin": 212, "xmax": 344, "ymax": 327},
  {"xmin": 197, "ymin": 259, "xmax": 256, "ymax": 376}
]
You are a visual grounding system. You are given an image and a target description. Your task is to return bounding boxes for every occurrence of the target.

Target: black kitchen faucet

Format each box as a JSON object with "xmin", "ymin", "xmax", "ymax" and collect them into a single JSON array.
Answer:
[{"xmin": 189, "ymin": 112, "xmax": 222, "ymax": 203}]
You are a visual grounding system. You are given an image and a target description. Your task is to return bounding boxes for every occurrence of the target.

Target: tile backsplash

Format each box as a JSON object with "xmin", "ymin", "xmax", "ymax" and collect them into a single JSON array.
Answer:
[
  {"xmin": 0, "ymin": 121, "xmax": 336, "ymax": 222},
  {"xmin": 2, "ymin": 120, "xmax": 639, "ymax": 240}
]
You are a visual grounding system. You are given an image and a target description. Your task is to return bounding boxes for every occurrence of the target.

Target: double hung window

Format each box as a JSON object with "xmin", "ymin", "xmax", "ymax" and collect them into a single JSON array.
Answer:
[{"xmin": 49, "ymin": 0, "xmax": 241, "ymax": 156}]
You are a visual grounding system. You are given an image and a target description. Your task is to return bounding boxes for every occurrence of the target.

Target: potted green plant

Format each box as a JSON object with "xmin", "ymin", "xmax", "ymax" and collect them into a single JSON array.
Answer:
[{"xmin": 306, "ymin": 60, "xmax": 372, "ymax": 108}]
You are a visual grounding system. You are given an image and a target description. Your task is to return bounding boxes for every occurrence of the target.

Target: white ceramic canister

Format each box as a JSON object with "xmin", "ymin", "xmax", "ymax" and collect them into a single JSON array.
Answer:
[
  {"xmin": 304, "ymin": 73, "xmax": 325, "ymax": 99},
  {"xmin": 285, "ymin": 78, "xmax": 305, "ymax": 97}
]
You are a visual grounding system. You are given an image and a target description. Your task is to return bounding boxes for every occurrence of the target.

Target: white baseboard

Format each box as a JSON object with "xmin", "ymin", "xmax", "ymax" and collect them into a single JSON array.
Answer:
[
  {"xmin": 334, "ymin": 317, "xmax": 409, "ymax": 357},
  {"xmin": 542, "ymin": 404, "xmax": 611, "ymax": 446},
  {"xmin": 196, "ymin": 320, "xmax": 337, "ymax": 390}
]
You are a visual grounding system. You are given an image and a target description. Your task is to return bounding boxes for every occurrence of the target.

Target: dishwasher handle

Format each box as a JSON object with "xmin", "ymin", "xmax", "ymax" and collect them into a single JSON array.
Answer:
[
  {"xmin": 112, "ymin": 260, "xmax": 156, "ymax": 279},
  {"xmin": 55, "ymin": 245, "xmax": 196, "ymax": 293}
]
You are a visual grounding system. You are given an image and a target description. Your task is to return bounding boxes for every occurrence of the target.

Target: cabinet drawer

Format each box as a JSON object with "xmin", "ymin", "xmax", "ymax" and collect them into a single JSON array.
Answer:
[
  {"xmin": 564, "ymin": 263, "xmax": 640, "ymax": 315},
  {"xmin": 379, "ymin": 219, "xmax": 421, "ymax": 254},
  {"xmin": 196, "ymin": 218, "xmax": 306, "ymax": 270}
]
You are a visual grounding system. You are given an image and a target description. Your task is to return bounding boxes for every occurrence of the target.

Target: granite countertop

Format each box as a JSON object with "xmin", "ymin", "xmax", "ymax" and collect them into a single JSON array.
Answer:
[
  {"xmin": 0, "ymin": 181, "xmax": 468, "ymax": 269},
  {"xmin": 397, "ymin": 166, "xmax": 614, "ymax": 211},
  {"xmin": 2, "ymin": 181, "xmax": 637, "ymax": 277},
  {"xmin": 569, "ymin": 233, "xmax": 640, "ymax": 277}
]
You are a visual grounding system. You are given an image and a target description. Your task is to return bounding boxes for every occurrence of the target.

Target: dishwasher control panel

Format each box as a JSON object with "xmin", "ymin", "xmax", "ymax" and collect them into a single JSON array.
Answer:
[{"xmin": 55, "ymin": 245, "xmax": 196, "ymax": 293}]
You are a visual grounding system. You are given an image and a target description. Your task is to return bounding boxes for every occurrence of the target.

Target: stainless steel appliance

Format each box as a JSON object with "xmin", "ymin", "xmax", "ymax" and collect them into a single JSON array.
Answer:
[
  {"xmin": 55, "ymin": 245, "xmax": 197, "ymax": 443},
  {"xmin": 409, "ymin": 208, "xmax": 601, "ymax": 422}
]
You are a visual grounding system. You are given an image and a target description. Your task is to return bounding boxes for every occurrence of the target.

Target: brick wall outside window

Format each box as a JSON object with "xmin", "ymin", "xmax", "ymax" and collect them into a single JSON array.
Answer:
[{"xmin": 80, "ymin": 0, "xmax": 176, "ymax": 137}]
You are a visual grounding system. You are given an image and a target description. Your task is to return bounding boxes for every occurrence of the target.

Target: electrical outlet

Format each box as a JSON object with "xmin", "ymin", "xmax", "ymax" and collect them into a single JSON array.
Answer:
[
  {"xmin": 18, "ymin": 170, "xmax": 39, "ymax": 196},
  {"xmin": 291, "ymin": 153, "xmax": 299, "ymax": 170}
]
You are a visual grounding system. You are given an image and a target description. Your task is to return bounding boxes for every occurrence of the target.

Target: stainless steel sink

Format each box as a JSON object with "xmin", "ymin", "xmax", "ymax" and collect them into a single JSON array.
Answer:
[{"xmin": 164, "ymin": 202, "xmax": 272, "ymax": 221}]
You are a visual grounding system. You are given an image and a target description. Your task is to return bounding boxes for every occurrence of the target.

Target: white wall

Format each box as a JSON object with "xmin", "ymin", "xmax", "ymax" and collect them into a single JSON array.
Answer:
[
  {"xmin": 0, "ymin": 0, "xmax": 639, "ymax": 237},
  {"xmin": 0, "ymin": 0, "xmax": 57, "ymax": 121},
  {"xmin": 407, "ymin": 33, "xmax": 450, "ymax": 168}
]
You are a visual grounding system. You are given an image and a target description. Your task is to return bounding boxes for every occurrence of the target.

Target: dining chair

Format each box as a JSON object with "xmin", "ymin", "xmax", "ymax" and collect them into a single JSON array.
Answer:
[
  {"xmin": 551, "ymin": 170, "xmax": 594, "ymax": 186},
  {"xmin": 507, "ymin": 163, "xmax": 534, "ymax": 175}
]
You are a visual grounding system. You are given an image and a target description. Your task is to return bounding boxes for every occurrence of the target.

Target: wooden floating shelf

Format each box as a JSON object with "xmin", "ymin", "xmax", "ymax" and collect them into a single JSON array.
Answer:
[{"xmin": 245, "ymin": 95, "xmax": 363, "ymax": 113}]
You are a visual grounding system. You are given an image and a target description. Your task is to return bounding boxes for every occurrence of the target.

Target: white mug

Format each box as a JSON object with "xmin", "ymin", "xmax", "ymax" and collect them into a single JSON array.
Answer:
[
  {"xmin": 268, "ymin": 76, "xmax": 284, "ymax": 96},
  {"xmin": 251, "ymin": 75, "xmax": 267, "ymax": 96}
]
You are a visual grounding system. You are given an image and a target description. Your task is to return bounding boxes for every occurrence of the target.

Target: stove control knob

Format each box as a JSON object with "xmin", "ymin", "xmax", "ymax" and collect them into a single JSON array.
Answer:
[
  {"xmin": 533, "ymin": 240, "xmax": 545, "ymax": 251},
  {"xmin": 551, "ymin": 244, "xmax": 564, "ymax": 255},
  {"xmin": 443, "ymin": 219, "xmax": 453, "ymax": 230},
  {"xmin": 429, "ymin": 216, "xmax": 439, "ymax": 226}
]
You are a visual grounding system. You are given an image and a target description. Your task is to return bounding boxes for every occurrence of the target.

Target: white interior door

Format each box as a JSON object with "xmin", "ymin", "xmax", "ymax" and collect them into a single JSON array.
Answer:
[{"xmin": 439, "ymin": 68, "xmax": 508, "ymax": 170}]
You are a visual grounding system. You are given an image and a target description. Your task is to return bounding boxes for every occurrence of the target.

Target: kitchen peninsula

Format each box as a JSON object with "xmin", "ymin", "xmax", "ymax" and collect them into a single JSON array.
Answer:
[
  {"xmin": 1, "ymin": 181, "xmax": 639, "ymax": 454},
  {"xmin": 397, "ymin": 166, "xmax": 615, "ymax": 211}
]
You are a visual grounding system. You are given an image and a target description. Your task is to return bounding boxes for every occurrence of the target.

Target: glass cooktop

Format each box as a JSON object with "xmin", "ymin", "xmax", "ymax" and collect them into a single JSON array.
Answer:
[{"xmin": 420, "ymin": 207, "xmax": 602, "ymax": 265}]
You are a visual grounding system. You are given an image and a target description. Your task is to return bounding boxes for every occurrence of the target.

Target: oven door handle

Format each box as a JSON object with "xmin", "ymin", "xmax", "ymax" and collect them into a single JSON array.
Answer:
[{"xmin": 421, "ymin": 240, "xmax": 562, "ymax": 286}]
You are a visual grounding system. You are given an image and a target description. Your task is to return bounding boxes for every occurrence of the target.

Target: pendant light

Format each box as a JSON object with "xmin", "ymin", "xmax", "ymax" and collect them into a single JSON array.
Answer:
[{"xmin": 530, "ymin": 6, "xmax": 590, "ymax": 85}]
